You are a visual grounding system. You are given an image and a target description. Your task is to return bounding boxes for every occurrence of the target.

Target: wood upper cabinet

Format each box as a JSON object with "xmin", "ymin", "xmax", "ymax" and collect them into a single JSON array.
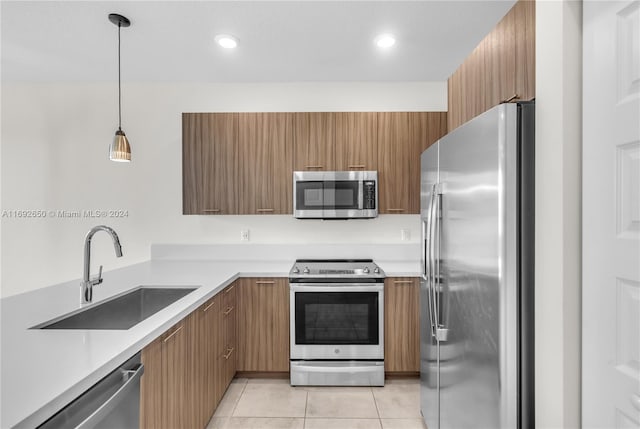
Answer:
[
  {"xmin": 293, "ymin": 112, "xmax": 335, "ymax": 171},
  {"xmin": 238, "ymin": 113, "xmax": 293, "ymax": 214},
  {"xmin": 384, "ymin": 277, "xmax": 420, "ymax": 373},
  {"xmin": 183, "ymin": 113, "xmax": 238, "ymax": 215},
  {"xmin": 377, "ymin": 112, "xmax": 447, "ymax": 214},
  {"xmin": 447, "ymin": 0, "xmax": 535, "ymax": 130},
  {"xmin": 237, "ymin": 278, "xmax": 290, "ymax": 372},
  {"xmin": 335, "ymin": 112, "xmax": 378, "ymax": 171}
]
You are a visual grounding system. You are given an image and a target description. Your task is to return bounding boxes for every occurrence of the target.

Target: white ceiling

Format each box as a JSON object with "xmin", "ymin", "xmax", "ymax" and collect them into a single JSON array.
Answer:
[{"xmin": 1, "ymin": 1, "xmax": 517, "ymax": 83}]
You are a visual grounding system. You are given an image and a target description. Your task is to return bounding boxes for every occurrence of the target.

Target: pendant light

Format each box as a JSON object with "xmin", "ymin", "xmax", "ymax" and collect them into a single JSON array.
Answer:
[{"xmin": 108, "ymin": 13, "xmax": 132, "ymax": 162}]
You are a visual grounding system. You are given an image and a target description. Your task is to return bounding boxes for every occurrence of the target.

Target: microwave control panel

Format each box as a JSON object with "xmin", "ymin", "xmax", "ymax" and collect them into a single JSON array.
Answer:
[{"xmin": 363, "ymin": 181, "xmax": 376, "ymax": 209}]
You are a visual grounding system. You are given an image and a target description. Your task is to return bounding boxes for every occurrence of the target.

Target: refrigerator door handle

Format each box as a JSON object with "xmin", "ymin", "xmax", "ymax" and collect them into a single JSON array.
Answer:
[
  {"xmin": 425, "ymin": 185, "xmax": 436, "ymax": 338},
  {"xmin": 421, "ymin": 218, "xmax": 428, "ymax": 281},
  {"xmin": 433, "ymin": 184, "xmax": 449, "ymax": 342}
]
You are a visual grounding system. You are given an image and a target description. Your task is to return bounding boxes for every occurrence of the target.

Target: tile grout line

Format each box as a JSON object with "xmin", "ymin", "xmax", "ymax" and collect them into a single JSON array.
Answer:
[
  {"xmin": 228, "ymin": 378, "xmax": 248, "ymax": 420},
  {"xmin": 303, "ymin": 385, "xmax": 309, "ymax": 429},
  {"xmin": 371, "ymin": 385, "xmax": 383, "ymax": 425}
]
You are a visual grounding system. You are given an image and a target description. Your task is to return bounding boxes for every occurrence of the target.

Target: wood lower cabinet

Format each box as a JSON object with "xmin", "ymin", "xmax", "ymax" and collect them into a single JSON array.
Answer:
[
  {"xmin": 141, "ymin": 282, "xmax": 238, "ymax": 429},
  {"xmin": 140, "ymin": 318, "xmax": 193, "ymax": 429},
  {"xmin": 238, "ymin": 113, "xmax": 293, "ymax": 214},
  {"xmin": 384, "ymin": 277, "xmax": 420, "ymax": 373},
  {"xmin": 237, "ymin": 278, "xmax": 290, "ymax": 372},
  {"xmin": 221, "ymin": 283, "xmax": 237, "ymax": 389},
  {"xmin": 193, "ymin": 296, "xmax": 221, "ymax": 428}
]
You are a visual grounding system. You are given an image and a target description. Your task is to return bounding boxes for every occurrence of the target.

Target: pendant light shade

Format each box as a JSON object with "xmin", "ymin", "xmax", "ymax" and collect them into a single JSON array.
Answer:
[
  {"xmin": 109, "ymin": 130, "xmax": 131, "ymax": 162},
  {"xmin": 108, "ymin": 13, "xmax": 132, "ymax": 163}
]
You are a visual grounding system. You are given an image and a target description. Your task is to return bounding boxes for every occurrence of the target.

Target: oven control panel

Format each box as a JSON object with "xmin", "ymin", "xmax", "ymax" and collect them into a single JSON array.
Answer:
[{"xmin": 288, "ymin": 259, "xmax": 385, "ymax": 280}]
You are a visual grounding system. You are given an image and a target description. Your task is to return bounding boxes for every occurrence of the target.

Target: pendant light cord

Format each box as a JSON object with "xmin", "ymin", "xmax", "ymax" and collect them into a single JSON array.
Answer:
[{"xmin": 118, "ymin": 22, "xmax": 122, "ymax": 131}]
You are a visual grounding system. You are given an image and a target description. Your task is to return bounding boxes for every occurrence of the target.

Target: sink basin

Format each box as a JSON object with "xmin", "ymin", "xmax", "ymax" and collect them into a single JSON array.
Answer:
[{"xmin": 33, "ymin": 286, "xmax": 198, "ymax": 330}]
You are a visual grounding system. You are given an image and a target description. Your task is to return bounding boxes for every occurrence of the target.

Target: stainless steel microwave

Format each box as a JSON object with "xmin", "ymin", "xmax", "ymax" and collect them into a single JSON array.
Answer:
[{"xmin": 293, "ymin": 171, "xmax": 378, "ymax": 219}]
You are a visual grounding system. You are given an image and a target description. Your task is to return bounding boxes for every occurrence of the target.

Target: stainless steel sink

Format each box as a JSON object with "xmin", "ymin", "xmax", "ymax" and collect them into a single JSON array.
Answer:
[{"xmin": 33, "ymin": 286, "xmax": 198, "ymax": 330}]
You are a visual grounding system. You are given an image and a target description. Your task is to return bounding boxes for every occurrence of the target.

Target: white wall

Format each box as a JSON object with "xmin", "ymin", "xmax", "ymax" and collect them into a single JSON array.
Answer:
[
  {"xmin": 535, "ymin": 1, "xmax": 582, "ymax": 428},
  {"xmin": 1, "ymin": 81, "xmax": 446, "ymax": 297}
]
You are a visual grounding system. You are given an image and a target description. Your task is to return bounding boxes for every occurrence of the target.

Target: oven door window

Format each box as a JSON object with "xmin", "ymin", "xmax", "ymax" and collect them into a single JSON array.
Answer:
[
  {"xmin": 294, "ymin": 292, "xmax": 379, "ymax": 345},
  {"xmin": 295, "ymin": 181, "xmax": 360, "ymax": 210}
]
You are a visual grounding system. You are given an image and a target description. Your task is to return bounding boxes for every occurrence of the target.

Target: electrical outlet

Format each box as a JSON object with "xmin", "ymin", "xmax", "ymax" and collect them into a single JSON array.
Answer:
[
  {"xmin": 240, "ymin": 229, "xmax": 250, "ymax": 241},
  {"xmin": 400, "ymin": 229, "xmax": 410, "ymax": 241}
]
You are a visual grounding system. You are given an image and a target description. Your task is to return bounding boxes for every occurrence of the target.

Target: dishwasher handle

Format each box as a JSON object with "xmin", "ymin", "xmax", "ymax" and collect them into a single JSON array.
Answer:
[{"xmin": 76, "ymin": 363, "xmax": 144, "ymax": 429}]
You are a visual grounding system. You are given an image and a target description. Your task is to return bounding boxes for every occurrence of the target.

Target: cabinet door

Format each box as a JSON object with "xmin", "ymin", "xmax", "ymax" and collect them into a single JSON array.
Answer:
[
  {"xmin": 222, "ymin": 282, "xmax": 238, "ymax": 386},
  {"xmin": 377, "ymin": 112, "xmax": 419, "ymax": 214},
  {"xmin": 335, "ymin": 112, "xmax": 378, "ymax": 171},
  {"xmin": 238, "ymin": 113, "xmax": 293, "ymax": 214},
  {"xmin": 378, "ymin": 112, "xmax": 447, "ymax": 214},
  {"xmin": 237, "ymin": 278, "xmax": 290, "ymax": 372},
  {"xmin": 162, "ymin": 320, "xmax": 192, "ymax": 429},
  {"xmin": 384, "ymin": 278, "xmax": 420, "ymax": 372},
  {"xmin": 182, "ymin": 113, "xmax": 238, "ymax": 215},
  {"xmin": 293, "ymin": 112, "xmax": 335, "ymax": 171},
  {"xmin": 140, "ymin": 337, "xmax": 162, "ymax": 429},
  {"xmin": 193, "ymin": 297, "xmax": 221, "ymax": 428}
]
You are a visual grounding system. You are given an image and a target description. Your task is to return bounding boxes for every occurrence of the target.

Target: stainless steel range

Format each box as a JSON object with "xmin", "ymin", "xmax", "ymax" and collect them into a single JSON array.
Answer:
[{"xmin": 289, "ymin": 259, "xmax": 385, "ymax": 386}]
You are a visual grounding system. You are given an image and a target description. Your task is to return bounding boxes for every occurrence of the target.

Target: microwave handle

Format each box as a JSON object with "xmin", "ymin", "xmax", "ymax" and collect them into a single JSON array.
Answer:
[{"xmin": 358, "ymin": 180, "xmax": 364, "ymax": 209}]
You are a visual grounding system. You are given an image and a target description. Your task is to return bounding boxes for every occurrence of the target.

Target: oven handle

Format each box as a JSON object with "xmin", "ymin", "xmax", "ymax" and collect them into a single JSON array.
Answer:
[{"xmin": 290, "ymin": 284, "xmax": 384, "ymax": 292}]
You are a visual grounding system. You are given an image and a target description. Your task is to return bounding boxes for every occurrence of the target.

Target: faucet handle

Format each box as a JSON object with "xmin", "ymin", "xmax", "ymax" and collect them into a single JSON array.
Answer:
[{"xmin": 93, "ymin": 265, "xmax": 104, "ymax": 286}]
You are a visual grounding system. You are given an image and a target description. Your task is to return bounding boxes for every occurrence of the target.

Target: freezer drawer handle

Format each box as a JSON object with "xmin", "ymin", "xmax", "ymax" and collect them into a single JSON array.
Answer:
[{"xmin": 75, "ymin": 363, "xmax": 144, "ymax": 429}]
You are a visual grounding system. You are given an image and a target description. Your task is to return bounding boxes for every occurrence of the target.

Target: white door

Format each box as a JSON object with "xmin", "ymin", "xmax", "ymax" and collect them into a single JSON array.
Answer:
[{"xmin": 583, "ymin": 1, "xmax": 640, "ymax": 428}]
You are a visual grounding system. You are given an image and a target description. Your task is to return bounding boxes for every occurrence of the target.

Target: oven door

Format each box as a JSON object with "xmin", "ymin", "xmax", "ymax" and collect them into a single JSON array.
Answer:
[{"xmin": 289, "ymin": 283, "xmax": 384, "ymax": 360}]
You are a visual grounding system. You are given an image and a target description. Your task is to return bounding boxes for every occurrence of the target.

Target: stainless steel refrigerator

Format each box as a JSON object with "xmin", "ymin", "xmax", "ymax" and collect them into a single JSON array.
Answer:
[{"xmin": 420, "ymin": 102, "xmax": 534, "ymax": 429}]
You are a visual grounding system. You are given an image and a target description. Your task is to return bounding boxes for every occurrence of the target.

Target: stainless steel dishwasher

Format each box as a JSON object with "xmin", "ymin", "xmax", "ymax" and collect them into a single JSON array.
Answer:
[{"xmin": 38, "ymin": 352, "xmax": 144, "ymax": 429}]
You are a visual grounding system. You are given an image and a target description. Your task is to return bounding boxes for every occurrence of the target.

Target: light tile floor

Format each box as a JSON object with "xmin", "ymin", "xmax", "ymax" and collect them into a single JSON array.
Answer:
[{"xmin": 207, "ymin": 378, "xmax": 428, "ymax": 429}]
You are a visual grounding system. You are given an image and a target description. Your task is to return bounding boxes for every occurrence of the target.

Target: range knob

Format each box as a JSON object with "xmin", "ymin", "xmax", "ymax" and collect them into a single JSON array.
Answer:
[
  {"xmin": 374, "ymin": 267, "xmax": 380, "ymax": 274},
  {"xmin": 303, "ymin": 267, "xmax": 310, "ymax": 274},
  {"xmin": 363, "ymin": 267, "xmax": 370, "ymax": 274},
  {"xmin": 293, "ymin": 266, "xmax": 300, "ymax": 274}
]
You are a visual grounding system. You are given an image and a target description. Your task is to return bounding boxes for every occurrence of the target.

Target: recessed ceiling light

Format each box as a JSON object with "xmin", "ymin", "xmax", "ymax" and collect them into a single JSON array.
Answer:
[
  {"xmin": 215, "ymin": 34, "xmax": 238, "ymax": 49},
  {"xmin": 374, "ymin": 33, "xmax": 396, "ymax": 49}
]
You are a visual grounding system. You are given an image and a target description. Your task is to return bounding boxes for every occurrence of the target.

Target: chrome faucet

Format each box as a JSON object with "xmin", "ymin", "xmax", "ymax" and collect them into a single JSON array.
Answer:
[{"xmin": 81, "ymin": 225, "xmax": 123, "ymax": 304}]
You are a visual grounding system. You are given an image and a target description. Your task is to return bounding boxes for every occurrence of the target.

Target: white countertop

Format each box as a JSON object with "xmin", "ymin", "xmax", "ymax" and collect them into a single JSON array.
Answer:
[{"xmin": 0, "ymin": 257, "xmax": 419, "ymax": 428}]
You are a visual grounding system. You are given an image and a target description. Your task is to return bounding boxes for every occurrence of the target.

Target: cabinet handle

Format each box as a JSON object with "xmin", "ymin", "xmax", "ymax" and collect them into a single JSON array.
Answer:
[
  {"xmin": 348, "ymin": 165, "xmax": 366, "ymax": 169},
  {"xmin": 223, "ymin": 306, "xmax": 235, "ymax": 316},
  {"xmin": 393, "ymin": 280, "xmax": 414, "ymax": 284},
  {"xmin": 502, "ymin": 93, "xmax": 520, "ymax": 103},
  {"xmin": 257, "ymin": 208, "xmax": 274, "ymax": 213},
  {"xmin": 224, "ymin": 284, "xmax": 235, "ymax": 294},
  {"xmin": 202, "ymin": 301, "xmax": 215, "ymax": 312},
  {"xmin": 223, "ymin": 347, "xmax": 235, "ymax": 360},
  {"xmin": 255, "ymin": 280, "xmax": 275, "ymax": 285},
  {"xmin": 387, "ymin": 208, "xmax": 406, "ymax": 212},
  {"xmin": 304, "ymin": 165, "xmax": 324, "ymax": 169},
  {"xmin": 163, "ymin": 325, "xmax": 183, "ymax": 343},
  {"xmin": 202, "ymin": 209, "xmax": 221, "ymax": 213}
]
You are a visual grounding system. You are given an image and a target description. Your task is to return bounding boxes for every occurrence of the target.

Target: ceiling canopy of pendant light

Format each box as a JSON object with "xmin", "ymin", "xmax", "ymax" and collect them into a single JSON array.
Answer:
[{"xmin": 108, "ymin": 13, "xmax": 132, "ymax": 163}]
